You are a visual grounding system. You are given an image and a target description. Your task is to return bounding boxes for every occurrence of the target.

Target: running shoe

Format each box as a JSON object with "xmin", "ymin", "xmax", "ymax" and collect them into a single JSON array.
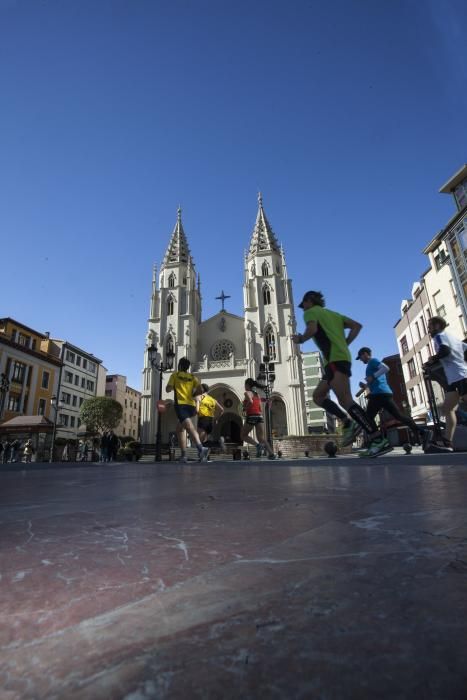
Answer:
[
  {"xmin": 256, "ymin": 443, "xmax": 263, "ymax": 458},
  {"xmin": 199, "ymin": 446, "xmax": 210, "ymax": 462},
  {"xmin": 341, "ymin": 420, "xmax": 362, "ymax": 447},
  {"xmin": 267, "ymin": 453, "xmax": 276, "ymax": 460},
  {"xmin": 179, "ymin": 455, "xmax": 189, "ymax": 464},
  {"xmin": 425, "ymin": 442, "xmax": 454, "ymax": 454},
  {"xmin": 359, "ymin": 437, "xmax": 393, "ymax": 458}
]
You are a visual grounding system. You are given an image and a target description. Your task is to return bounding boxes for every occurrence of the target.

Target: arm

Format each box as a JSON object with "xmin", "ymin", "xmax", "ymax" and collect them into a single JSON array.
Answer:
[
  {"xmin": 165, "ymin": 373, "xmax": 174, "ymax": 393},
  {"xmin": 292, "ymin": 320, "xmax": 317, "ymax": 345},
  {"xmin": 425, "ymin": 344, "xmax": 451, "ymax": 365},
  {"xmin": 365, "ymin": 361, "xmax": 389, "ymax": 385},
  {"xmin": 214, "ymin": 400, "xmax": 224, "ymax": 419},
  {"xmin": 343, "ymin": 317, "xmax": 362, "ymax": 346},
  {"xmin": 244, "ymin": 390, "xmax": 253, "ymax": 406}
]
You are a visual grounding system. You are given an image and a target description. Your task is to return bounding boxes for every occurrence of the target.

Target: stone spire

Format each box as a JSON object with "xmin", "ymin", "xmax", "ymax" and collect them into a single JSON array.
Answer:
[
  {"xmin": 248, "ymin": 193, "xmax": 280, "ymax": 256},
  {"xmin": 163, "ymin": 206, "xmax": 191, "ymax": 265}
]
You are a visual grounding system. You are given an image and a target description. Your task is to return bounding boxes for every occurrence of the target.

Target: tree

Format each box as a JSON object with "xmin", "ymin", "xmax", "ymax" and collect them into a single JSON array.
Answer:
[{"xmin": 80, "ymin": 397, "xmax": 123, "ymax": 434}]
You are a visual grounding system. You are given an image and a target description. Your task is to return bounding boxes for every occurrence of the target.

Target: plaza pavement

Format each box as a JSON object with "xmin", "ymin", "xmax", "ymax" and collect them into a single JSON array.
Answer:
[{"xmin": 0, "ymin": 450, "xmax": 466, "ymax": 699}]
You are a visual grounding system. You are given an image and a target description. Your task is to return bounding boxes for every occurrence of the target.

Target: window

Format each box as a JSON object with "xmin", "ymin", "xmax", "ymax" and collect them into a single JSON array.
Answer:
[
  {"xmin": 38, "ymin": 398, "xmax": 46, "ymax": 415},
  {"xmin": 61, "ymin": 392, "xmax": 71, "ymax": 405},
  {"xmin": 414, "ymin": 321, "xmax": 421, "ymax": 342},
  {"xmin": 74, "ymin": 375, "xmax": 79, "ymax": 386},
  {"xmin": 450, "ymin": 279, "xmax": 459, "ymax": 306},
  {"xmin": 64, "ymin": 371, "xmax": 73, "ymax": 383},
  {"xmin": 72, "ymin": 395, "xmax": 77, "ymax": 407},
  {"xmin": 59, "ymin": 413, "xmax": 69, "ymax": 426},
  {"xmin": 434, "ymin": 250, "xmax": 448, "ymax": 270},
  {"xmin": 437, "ymin": 304, "xmax": 447, "ymax": 318},
  {"xmin": 420, "ymin": 316, "xmax": 427, "ymax": 335},
  {"xmin": 76, "ymin": 356, "xmax": 81, "ymax": 367},
  {"xmin": 400, "ymin": 336, "xmax": 409, "ymax": 355},
  {"xmin": 261, "ymin": 261, "xmax": 270, "ymax": 276},
  {"xmin": 86, "ymin": 380, "xmax": 94, "ymax": 391},
  {"xmin": 263, "ymin": 284, "xmax": 271, "ymax": 305},
  {"xmin": 8, "ymin": 394, "xmax": 21, "ymax": 412},
  {"xmin": 18, "ymin": 332, "xmax": 30, "ymax": 347},
  {"xmin": 81, "ymin": 378, "xmax": 85, "ymax": 388},
  {"xmin": 454, "ymin": 177, "xmax": 467, "ymax": 210},
  {"xmin": 42, "ymin": 371, "xmax": 50, "ymax": 389},
  {"xmin": 12, "ymin": 361, "xmax": 26, "ymax": 383},
  {"xmin": 77, "ymin": 418, "xmax": 81, "ymax": 428},
  {"xmin": 88, "ymin": 361, "xmax": 96, "ymax": 374},
  {"xmin": 460, "ymin": 315, "xmax": 467, "ymax": 334},
  {"xmin": 410, "ymin": 388, "xmax": 416, "ymax": 408},
  {"xmin": 167, "ymin": 296, "xmax": 174, "ymax": 315},
  {"xmin": 408, "ymin": 359, "xmax": 416, "ymax": 379},
  {"xmin": 265, "ymin": 326, "xmax": 276, "ymax": 360},
  {"xmin": 168, "ymin": 273, "xmax": 176, "ymax": 288},
  {"xmin": 66, "ymin": 350, "xmax": 75, "ymax": 362},
  {"xmin": 70, "ymin": 416, "xmax": 75, "ymax": 427},
  {"xmin": 79, "ymin": 397, "xmax": 84, "ymax": 406},
  {"xmin": 433, "ymin": 291, "xmax": 446, "ymax": 318},
  {"xmin": 82, "ymin": 359, "xmax": 87, "ymax": 369},
  {"xmin": 417, "ymin": 385, "xmax": 423, "ymax": 404}
]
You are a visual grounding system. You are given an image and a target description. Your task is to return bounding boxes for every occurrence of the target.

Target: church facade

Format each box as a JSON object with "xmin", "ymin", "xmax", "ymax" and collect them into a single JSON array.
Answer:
[{"xmin": 140, "ymin": 196, "xmax": 307, "ymax": 446}]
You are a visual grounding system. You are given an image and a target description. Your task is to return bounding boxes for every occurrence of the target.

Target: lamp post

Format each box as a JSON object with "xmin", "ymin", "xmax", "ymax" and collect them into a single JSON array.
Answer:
[
  {"xmin": 0, "ymin": 372, "xmax": 10, "ymax": 421},
  {"xmin": 147, "ymin": 343, "xmax": 175, "ymax": 461},
  {"xmin": 257, "ymin": 354, "xmax": 276, "ymax": 448},
  {"xmin": 49, "ymin": 395, "xmax": 65, "ymax": 463}
]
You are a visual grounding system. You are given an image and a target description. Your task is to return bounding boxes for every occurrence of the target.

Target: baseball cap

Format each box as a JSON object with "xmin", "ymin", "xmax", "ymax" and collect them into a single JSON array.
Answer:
[
  {"xmin": 356, "ymin": 346, "xmax": 371, "ymax": 360},
  {"xmin": 298, "ymin": 290, "xmax": 323, "ymax": 309}
]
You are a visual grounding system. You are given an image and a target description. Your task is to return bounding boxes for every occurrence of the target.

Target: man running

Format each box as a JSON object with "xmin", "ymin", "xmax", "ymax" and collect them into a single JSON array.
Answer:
[
  {"xmin": 356, "ymin": 347, "xmax": 427, "ymax": 444},
  {"xmin": 424, "ymin": 316, "xmax": 467, "ymax": 452},
  {"xmin": 166, "ymin": 357, "xmax": 209, "ymax": 463},
  {"xmin": 292, "ymin": 290, "xmax": 392, "ymax": 457},
  {"xmin": 196, "ymin": 384, "xmax": 224, "ymax": 447}
]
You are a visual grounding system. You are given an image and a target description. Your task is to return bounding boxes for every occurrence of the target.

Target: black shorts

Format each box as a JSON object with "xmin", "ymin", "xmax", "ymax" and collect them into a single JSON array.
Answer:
[
  {"xmin": 246, "ymin": 415, "xmax": 264, "ymax": 426},
  {"xmin": 175, "ymin": 404, "xmax": 197, "ymax": 423},
  {"xmin": 447, "ymin": 378, "xmax": 467, "ymax": 395},
  {"xmin": 323, "ymin": 361, "xmax": 352, "ymax": 382},
  {"xmin": 197, "ymin": 416, "xmax": 213, "ymax": 434}
]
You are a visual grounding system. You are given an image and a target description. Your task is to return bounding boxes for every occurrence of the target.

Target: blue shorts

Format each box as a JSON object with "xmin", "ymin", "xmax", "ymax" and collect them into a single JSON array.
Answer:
[{"xmin": 175, "ymin": 404, "xmax": 197, "ymax": 423}]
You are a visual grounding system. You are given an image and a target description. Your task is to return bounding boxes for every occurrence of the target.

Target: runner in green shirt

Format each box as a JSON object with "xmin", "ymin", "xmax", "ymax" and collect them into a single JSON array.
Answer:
[{"xmin": 293, "ymin": 290, "xmax": 392, "ymax": 458}]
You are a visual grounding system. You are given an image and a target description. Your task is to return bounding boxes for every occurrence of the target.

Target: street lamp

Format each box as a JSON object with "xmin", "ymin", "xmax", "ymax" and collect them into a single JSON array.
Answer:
[
  {"xmin": 257, "ymin": 354, "xmax": 276, "ymax": 448},
  {"xmin": 0, "ymin": 372, "xmax": 10, "ymax": 421},
  {"xmin": 49, "ymin": 395, "xmax": 65, "ymax": 463},
  {"xmin": 147, "ymin": 343, "xmax": 175, "ymax": 461}
]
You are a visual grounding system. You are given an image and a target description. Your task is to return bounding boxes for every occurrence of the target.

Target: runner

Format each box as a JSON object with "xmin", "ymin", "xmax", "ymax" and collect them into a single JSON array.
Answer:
[
  {"xmin": 424, "ymin": 316, "xmax": 467, "ymax": 453},
  {"xmin": 292, "ymin": 290, "xmax": 392, "ymax": 457},
  {"xmin": 166, "ymin": 357, "xmax": 209, "ymax": 463},
  {"xmin": 196, "ymin": 384, "xmax": 224, "ymax": 451},
  {"xmin": 356, "ymin": 347, "xmax": 427, "ymax": 444},
  {"xmin": 240, "ymin": 378, "xmax": 275, "ymax": 459}
]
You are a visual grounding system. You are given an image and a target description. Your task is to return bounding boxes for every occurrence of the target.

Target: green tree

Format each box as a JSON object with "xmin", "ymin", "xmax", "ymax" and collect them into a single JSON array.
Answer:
[{"xmin": 80, "ymin": 397, "xmax": 123, "ymax": 434}]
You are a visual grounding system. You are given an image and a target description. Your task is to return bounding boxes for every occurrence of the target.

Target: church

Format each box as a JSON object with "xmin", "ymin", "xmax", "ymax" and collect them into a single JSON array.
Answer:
[{"xmin": 140, "ymin": 195, "xmax": 307, "ymax": 447}]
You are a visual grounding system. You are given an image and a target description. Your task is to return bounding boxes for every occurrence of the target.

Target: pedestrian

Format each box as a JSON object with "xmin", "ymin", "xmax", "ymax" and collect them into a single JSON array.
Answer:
[
  {"xmin": 165, "ymin": 357, "xmax": 209, "ymax": 463},
  {"xmin": 23, "ymin": 439, "xmax": 33, "ymax": 463},
  {"xmin": 196, "ymin": 384, "xmax": 224, "ymax": 454},
  {"xmin": 61, "ymin": 441, "xmax": 70, "ymax": 462},
  {"xmin": 108, "ymin": 431, "xmax": 119, "ymax": 461},
  {"xmin": 77, "ymin": 439, "xmax": 85, "ymax": 462},
  {"xmin": 293, "ymin": 290, "xmax": 392, "ymax": 457},
  {"xmin": 9, "ymin": 438, "xmax": 19, "ymax": 463},
  {"xmin": 356, "ymin": 347, "xmax": 427, "ymax": 444},
  {"xmin": 1, "ymin": 440, "xmax": 10, "ymax": 464},
  {"xmin": 424, "ymin": 316, "xmax": 467, "ymax": 452},
  {"xmin": 240, "ymin": 378, "xmax": 275, "ymax": 459},
  {"xmin": 100, "ymin": 432, "xmax": 110, "ymax": 462}
]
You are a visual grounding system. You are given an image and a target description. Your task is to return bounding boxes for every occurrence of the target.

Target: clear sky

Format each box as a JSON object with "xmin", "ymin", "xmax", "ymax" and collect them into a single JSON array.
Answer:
[{"xmin": 1, "ymin": 0, "xmax": 466, "ymax": 391}]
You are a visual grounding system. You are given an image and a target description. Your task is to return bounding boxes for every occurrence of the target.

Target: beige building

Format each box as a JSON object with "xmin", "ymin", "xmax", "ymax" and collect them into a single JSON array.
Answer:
[{"xmin": 105, "ymin": 374, "xmax": 141, "ymax": 439}]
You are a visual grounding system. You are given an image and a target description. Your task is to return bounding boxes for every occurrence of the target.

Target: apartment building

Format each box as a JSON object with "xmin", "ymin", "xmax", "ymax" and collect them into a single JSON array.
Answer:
[
  {"xmin": 105, "ymin": 374, "xmax": 141, "ymax": 439},
  {"xmin": 0, "ymin": 318, "xmax": 61, "ymax": 423},
  {"xmin": 48, "ymin": 340, "xmax": 106, "ymax": 440},
  {"xmin": 302, "ymin": 351, "xmax": 335, "ymax": 433}
]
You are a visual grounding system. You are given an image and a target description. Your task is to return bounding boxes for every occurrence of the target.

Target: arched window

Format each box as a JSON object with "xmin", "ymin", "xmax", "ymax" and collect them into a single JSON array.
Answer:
[
  {"xmin": 166, "ymin": 336, "xmax": 174, "ymax": 356},
  {"xmin": 167, "ymin": 295, "xmax": 174, "ymax": 315},
  {"xmin": 263, "ymin": 283, "xmax": 271, "ymax": 305},
  {"xmin": 265, "ymin": 326, "xmax": 276, "ymax": 360},
  {"xmin": 261, "ymin": 261, "xmax": 270, "ymax": 276},
  {"xmin": 168, "ymin": 273, "xmax": 176, "ymax": 288}
]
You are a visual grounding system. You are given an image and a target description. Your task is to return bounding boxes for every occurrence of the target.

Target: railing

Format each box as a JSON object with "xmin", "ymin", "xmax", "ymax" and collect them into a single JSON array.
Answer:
[{"xmin": 191, "ymin": 358, "xmax": 247, "ymax": 372}]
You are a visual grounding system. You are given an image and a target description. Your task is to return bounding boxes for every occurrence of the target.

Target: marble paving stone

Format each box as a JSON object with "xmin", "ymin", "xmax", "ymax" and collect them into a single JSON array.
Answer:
[{"xmin": 0, "ymin": 453, "xmax": 466, "ymax": 699}]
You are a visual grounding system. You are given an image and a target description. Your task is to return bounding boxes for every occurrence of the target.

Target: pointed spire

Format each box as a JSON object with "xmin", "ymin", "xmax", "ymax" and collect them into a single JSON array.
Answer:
[
  {"xmin": 248, "ymin": 193, "xmax": 280, "ymax": 256},
  {"xmin": 163, "ymin": 207, "xmax": 191, "ymax": 265}
]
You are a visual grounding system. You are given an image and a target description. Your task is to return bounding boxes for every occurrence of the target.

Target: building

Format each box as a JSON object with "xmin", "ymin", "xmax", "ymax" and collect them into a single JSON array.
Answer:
[
  {"xmin": 105, "ymin": 374, "xmax": 141, "ymax": 439},
  {"xmin": 302, "ymin": 350, "xmax": 335, "ymax": 433},
  {"xmin": 0, "ymin": 318, "xmax": 62, "ymax": 423},
  {"xmin": 140, "ymin": 196, "xmax": 307, "ymax": 445},
  {"xmin": 382, "ymin": 353, "xmax": 409, "ymax": 412},
  {"xmin": 48, "ymin": 340, "xmax": 106, "ymax": 440}
]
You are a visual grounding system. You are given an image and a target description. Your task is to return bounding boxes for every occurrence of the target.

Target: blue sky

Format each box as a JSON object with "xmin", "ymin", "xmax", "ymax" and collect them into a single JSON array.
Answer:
[{"xmin": 1, "ymin": 0, "xmax": 466, "ymax": 391}]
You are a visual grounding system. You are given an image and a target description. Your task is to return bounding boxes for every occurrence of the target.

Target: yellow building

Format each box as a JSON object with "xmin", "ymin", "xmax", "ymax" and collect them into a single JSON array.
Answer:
[{"xmin": 0, "ymin": 318, "xmax": 62, "ymax": 423}]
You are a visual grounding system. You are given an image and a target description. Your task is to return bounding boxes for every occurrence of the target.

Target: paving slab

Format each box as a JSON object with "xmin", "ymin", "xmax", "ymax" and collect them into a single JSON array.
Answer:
[{"xmin": 0, "ymin": 452, "xmax": 466, "ymax": 699}]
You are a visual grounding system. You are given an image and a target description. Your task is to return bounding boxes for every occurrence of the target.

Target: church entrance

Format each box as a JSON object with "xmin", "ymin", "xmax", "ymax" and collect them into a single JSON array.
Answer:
[
  {"xmin": 271, "ymin": 397, "xmax": 288, "ymax": 437},
  {"xmin": 217, "ymin": 413, "xmax": 242, "ymax": 444}
]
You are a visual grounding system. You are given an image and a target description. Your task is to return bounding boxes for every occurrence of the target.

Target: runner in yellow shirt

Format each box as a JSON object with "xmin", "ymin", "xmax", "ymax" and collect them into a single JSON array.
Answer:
[
  {"xmin": 166, "ymin": 357, "xmax": 209, "ymax": 463},
  {"xmin": 196, "ymin": 384, "xmax": 224, "ymax": 449}
]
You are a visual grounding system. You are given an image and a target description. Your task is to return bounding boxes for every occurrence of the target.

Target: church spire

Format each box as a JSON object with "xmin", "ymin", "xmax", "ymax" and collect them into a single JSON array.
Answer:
[
  {"xmin": 163, "ymin": 206, "xmax": 192, "ymax": 265},
  {"xmin": 248, "ymin": 193, "xmax": 280, "ymax": 256}
]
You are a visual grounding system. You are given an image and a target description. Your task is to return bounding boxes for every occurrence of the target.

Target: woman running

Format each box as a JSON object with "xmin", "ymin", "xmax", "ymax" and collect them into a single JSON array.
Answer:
[{"xmin": 240, "ymin": 378, "xmax": 275, "ymax": 459}]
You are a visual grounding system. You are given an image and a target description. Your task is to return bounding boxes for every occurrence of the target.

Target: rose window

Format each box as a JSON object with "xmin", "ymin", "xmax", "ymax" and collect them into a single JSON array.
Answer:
[{"xmin": 211, "ymin": 340, "xmax": 235, "ymax": 360}]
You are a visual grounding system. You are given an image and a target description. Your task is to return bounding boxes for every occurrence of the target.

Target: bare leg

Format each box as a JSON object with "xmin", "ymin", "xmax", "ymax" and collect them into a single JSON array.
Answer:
[
  {"xmin": 443, "ymin": 391, "xmax": 460, "ymax": 443},
  {"xmin": 241, "ymin": 422, "xmax": 257, "ymax": 446},
  {"xmin": 329, "ymin": 371, "xmax": 379, "ymax": 438},
  {"xmin": 182, "ymin": 418, "xmax": 202, "ymax": 448},
  {"xmin": 176, "ymin": 423, "xmax": 187, "ymax": 454},
  {"xmin": 255, "ymin": 422, "xmax": 274, "ymax": 456}
]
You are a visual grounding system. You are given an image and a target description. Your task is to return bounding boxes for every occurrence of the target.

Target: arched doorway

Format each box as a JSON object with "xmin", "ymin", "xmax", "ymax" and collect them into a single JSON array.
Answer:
[
  {"xmin": 217, "ymin": 413, "xmax": 242, "ymax": 444},
  {"xmin": 271, "ymin": 397, "xmax": 287, "ymax": 437}
]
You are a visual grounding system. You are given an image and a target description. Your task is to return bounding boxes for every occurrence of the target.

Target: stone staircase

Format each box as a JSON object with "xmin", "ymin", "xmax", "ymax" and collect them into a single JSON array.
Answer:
[{"xmin": 138, "ymin": 444, "xmax": 267, "ymax": 463}]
